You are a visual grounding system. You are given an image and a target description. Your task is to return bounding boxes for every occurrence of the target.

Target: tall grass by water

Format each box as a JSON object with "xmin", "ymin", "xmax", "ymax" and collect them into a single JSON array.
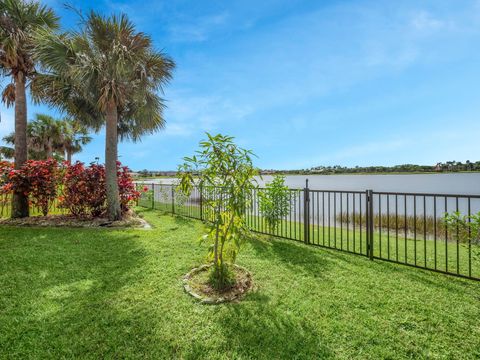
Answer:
[
  {"xmin": 336, "ymin": 212, "xmax": 451, "ymax": 240},
  {"xmin": 138, "ymin": 196, "xmax": 480, "ymax": 279}
]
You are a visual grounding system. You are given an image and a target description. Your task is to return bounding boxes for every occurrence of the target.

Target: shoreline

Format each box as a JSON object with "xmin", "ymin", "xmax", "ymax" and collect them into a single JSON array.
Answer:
[{"xmin": 134, "ymin": 171, "xmax": 480, "ymax": 181}]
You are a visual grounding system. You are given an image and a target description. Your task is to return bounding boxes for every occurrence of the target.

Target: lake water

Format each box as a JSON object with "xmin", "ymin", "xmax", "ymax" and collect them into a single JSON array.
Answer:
[
  {"xmin": 138, "ymin": 173, "xmax": 480, "ymax": 221},
  {"xmin": 137, "ymin": 173, "xmax": 480, "ymax": 278},
  {"xmin": 139, "ymin": 173, "xmax": 480, "ymax": 195}
]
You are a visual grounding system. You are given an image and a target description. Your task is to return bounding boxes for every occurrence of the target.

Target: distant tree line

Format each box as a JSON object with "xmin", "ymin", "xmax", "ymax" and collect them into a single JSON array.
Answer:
[
  {"xmin": 134, "ymin": 161, "xmax": 480, "ymax": 177},
  {"xmin": 136, "ymin": 170, "xmax": 177, "ymax": 178},
  {"xmin": 269, "ymin": 161, "xmax": 480, "ymax": 175}
]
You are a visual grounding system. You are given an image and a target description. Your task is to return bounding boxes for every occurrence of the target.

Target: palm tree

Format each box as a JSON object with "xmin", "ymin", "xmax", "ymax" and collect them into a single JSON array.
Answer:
[
  {"xmin": 0, "ymin": 145, "xmax": 13, "ymax": 160},
  {"xmin": 0, "ymin": 0, "xmax": 58, "ymax": 217},
  {"xmin": 3, "ymin": 113, "xmax": 64, "ymax": 160},
  {"xmin": 35, "ymin": 11, "xmax": 175, "ymax": 220},
  {"xmin": 29, "ymin": 113, "xmax": 62, "ymax": 158},
  {"xmin": 3, "ymin": 128, "xmax": 44, "ymax": 159},
  {"xmin": 59, "ymin": 118, "xmax": 92, "ymax": 163}
]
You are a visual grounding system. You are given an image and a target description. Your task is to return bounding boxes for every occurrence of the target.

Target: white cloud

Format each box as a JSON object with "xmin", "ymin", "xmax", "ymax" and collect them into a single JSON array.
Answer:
[
  {"xmin": 175, "ymin": 2, "xmax": 474, "ymax": 118},
  {"xmin": 364, "ymin": 44, "xmax": 419, "ymax": 68},
  {"xmin": 410, "ymin": 10, "xmax": 444, "ymax": 32},
  {"xmin": 163, "ymin": 92, "xmax": 254, "ymax": 137},
  {"xmin": 104, "ymin": 1, "xmax": 165, "ymax": 29},
  {"xmin": 163, "ymin": 123, "xmax": 193, "ymax": 137},
  {"xmin": 361, "ymin": 9, "xmax": 454, "ymax": 69},
  {"xmin": 168, "ymin": 12, "xmax": 229, "ymax": 42}
]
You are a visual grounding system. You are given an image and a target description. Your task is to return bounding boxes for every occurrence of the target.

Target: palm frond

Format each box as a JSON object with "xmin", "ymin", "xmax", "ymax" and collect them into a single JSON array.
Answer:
[
  {"xmin": 33, "ymin": 10, "xmax": 175, "ymax": 143},
  {"xmin": 0, "ymin": 0, "xmax": 58, "ymax": 78},
  {"xmin": 1, "ymin": 82, "xmax": 15, "ymax": 106}
]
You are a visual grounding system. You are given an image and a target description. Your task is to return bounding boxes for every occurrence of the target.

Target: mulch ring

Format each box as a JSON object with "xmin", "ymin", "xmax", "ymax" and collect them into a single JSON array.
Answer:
[
  {"xmin": 183, "ymin": 263, "xmax": 254, "ymax": 304},
  {"xmin": 0, "ymin": 212, "xmax": 151, "ymax": 229}
]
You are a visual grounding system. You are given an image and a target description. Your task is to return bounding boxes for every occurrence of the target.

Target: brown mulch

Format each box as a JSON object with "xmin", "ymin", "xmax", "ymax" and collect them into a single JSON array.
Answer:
[
  {"xmin": 0, "ymin": 211, "xmax": 151, "ymax": 229},
  {"xmin": 183, "ymin": 264, "xmax": 254, "ymax": 304}
]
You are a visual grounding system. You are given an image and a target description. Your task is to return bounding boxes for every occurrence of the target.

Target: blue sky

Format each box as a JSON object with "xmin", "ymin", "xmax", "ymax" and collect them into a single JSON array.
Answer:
[{"xmin": 1, "ymin": 0, "xmax": 480, "ymax": 170}]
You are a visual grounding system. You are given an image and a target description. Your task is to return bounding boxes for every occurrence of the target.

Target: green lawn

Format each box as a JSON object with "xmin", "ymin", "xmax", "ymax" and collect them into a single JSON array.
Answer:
[
  {"xmin": 140, "ymin": 199, "xmax": 480, "ymax": 279},
  {"xmin": 1, "ymin": 208, "xmax": 480, "ymax": 359}
]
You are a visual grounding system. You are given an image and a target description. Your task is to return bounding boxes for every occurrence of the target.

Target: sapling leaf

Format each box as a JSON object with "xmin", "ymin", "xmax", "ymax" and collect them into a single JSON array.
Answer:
[{"xmin": 177, "ymin": 132, "xmax": 258, "ymax": 290}]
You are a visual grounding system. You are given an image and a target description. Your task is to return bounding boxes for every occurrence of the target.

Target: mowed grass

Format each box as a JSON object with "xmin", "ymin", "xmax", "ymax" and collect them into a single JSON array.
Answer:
[
  {"xmin": 1, "ymin": 208, "xmax": 480, "ymax": 359},
  {"xmin": 141, "ymin": 199, "xmax": 480, "ymax": 279}
]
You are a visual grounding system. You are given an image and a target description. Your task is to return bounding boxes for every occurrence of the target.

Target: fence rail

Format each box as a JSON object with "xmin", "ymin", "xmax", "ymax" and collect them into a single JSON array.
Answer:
[
  {"xmin": 0, "ymin": 193, "xmax": 67, "ymax": 218},
  {"xmin": 136, "ymin": 182, "xmax": 480, "ymax": 281}
]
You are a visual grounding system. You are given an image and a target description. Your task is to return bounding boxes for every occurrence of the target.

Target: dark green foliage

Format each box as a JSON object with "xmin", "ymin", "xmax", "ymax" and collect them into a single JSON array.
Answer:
[
  {"xmin": 259, "ymin": 175, "xmax": 291, "ymax": 231},
  {"xmin": 444, "ymin": 211, "xmax": 480, "ymax": 260},
  {"xmin": 269, "ymin": 160, "xmax": 480, "ymax": 175}
]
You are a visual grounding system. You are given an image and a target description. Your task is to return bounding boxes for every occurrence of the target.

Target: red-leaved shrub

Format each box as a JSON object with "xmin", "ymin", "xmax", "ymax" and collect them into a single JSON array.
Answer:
[
  {"xmin": 0, "ymin": 159, "xmax": 139, "ymax": 218},
  {"xmin": 0, "ymin": 161, "xmax": 13, "ymax": 190},
  {"xmin": 61, "ymin": 162, "xmax": 107, "ymax": 217},
  {"xmin": 0, "ymin": 161, "xmax": 13, "ymax": 210},
  {"xmin": 1, "ymin": 159, "xmax": 60, "ymax": 215},
  {"xmin": 61, "ymin": 161, "xmax": 140, "ymax": 218},
  {"xmin": 117, "ymin": 162, "xmax": 141, "ymax": 212},
  {"xmin": 24, "ymin": 159, "xmax": 61, "ymax": 216}
]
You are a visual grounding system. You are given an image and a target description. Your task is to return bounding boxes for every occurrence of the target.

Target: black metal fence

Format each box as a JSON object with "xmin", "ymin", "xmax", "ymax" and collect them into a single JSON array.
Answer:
[
  {"xmin": 137, "ymin": 182, "xmax": 480, "ymax": 281},
  {"xmin": 0, "ymin": 193, "xmax": 67, "ymax": 218}
]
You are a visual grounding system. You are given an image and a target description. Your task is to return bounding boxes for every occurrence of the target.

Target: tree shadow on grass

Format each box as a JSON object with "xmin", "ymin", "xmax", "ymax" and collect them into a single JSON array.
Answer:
[
  {"xmin": 173, "ymin": 215, "xmax": 196, "ymax": 226},
  {"xmin": 248, "ymin": 233, "xmax": 480, "ymax": 295},
  {"xmin": 247, "ymin": 234, "xmax": 345, "ymax": 279},
  {"xmin": 0, "ymin": 228, "xmax": 164, "ymax": 358},
  {"xmin": 365, "ymin": 257, "xmax": 480, "ymax": 294},
  {"xmin": 206, "ymin": 294, "xmax": 333, "ymax": 359}
]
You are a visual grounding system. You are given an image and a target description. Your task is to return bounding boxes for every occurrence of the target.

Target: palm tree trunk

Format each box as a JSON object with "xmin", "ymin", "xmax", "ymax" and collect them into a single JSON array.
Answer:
[
  {"xmin": 67, "ymin": 150, "xmax": 72, "ymax": 163},
  {"xmin": 105, "ymin": 100, "xmax": 121, "ymax": 221},
  {"xmin": 46, "ymin": 139, "xmax": 53, "ymax": 159},
  {"xmin": 12, "ymin": 72, "xmax": 29, "ymax": 218}
]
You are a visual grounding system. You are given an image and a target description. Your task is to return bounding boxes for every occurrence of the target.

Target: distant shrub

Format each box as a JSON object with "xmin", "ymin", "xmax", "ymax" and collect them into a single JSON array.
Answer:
[
  {"xmin": 259, "ymin": 175, "xmax": 291, "ymax": 231},
  {"xmin": 444, "ymin": 211, "xmax": 480, "ymax": 260}
]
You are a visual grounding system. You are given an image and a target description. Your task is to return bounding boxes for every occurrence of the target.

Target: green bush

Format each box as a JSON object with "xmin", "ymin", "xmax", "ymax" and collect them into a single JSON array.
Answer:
[
  {"xmin": 178, "ymin": 133, "xmax": 258, "ymax": 290},
  {"xmin": 259, "ymin": 175, "xmax": 291, "ymax": 231}
]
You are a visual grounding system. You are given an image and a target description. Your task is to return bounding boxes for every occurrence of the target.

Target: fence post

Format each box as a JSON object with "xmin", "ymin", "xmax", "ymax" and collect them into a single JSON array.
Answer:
[
  {"xmin": 366, "ymin": 189, "xmax": 374, "ymax": 260},
  {"xmin": 199, "ymin": 184, "xmax": 203, "ymax": 221},
  {"xmin": 171, "ymin": 185, "xmax": 175, "ymax": 214},
  {"xmin": 135, "ymin": 184, "xmax": 139, "ymax": 207},
  {"xmin": 151, "ymin": 184, "xmax": 155, "ymax": 209},
  {"xmin": 304, "ymin": 179, "xmax": 310, "ymax": 244}
]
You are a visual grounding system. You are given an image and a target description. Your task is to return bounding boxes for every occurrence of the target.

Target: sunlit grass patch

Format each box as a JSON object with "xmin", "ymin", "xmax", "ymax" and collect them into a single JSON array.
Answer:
[{"xmin": 1, "ymin": 208, "xmax": 479, "ymax": 359}]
